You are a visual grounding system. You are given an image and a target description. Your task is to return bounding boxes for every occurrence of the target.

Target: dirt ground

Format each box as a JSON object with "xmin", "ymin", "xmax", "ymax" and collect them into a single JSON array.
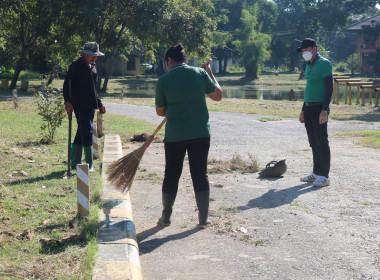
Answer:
[{"xmin": 120, "ymin": 110, "xmax": 380, "ymax": 279}]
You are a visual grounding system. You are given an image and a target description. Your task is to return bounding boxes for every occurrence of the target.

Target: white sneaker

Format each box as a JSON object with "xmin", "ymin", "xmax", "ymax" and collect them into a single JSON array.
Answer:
[
  {"xmin": 300, "ymin": 172, "xmax": 319, "ymax": 182},
  {"xmin": 313, "ymin": 176, "xmax": 330, "ymax": 187}
]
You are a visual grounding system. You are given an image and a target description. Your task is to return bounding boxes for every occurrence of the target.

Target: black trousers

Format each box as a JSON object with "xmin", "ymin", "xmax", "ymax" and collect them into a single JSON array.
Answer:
[
  {"xmin": 73, "ymin": 109, "xmax": 94, "ymax": 147},
  {"xmin": 162, "ymin": 137, "xmax": 210, "ymax": 193},
  {"xmin": 304, "ymin": 105, "xmax": 331, "ymax": 178}
]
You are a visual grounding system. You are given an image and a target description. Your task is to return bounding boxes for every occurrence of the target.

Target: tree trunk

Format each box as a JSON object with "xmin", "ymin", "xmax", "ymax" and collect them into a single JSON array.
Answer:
[
  {"xmin": 10, "ymin": 55, "xmax": 26, "ymax": 90},
  {"xmin": 244, "ymin": 62, "xmax": 258, "ymax": 81},
  {"xmin": 47, "ymin": 69, "xmax": 56, "ymax": 86},
  {"xmin": 10, "ymin": 68, "xmax": 22, "ymax": 90},
  {"xmin": 298, "ymin": 71, "xmax": 305, "ymax": 80},
  {"xmin": 289, "ymin": 57, "xmax": 297, "ymax": 72},
  {"xmin": 218, "ymin": 60, "xmax": 223, "ymax": 74},
  {"xmin": 101, "ymin": 74, "xmax": 109, "ymax": 92},
  {"xmin": 157, "ymin": 59, "xmax": 165, "ymax": 76},
  {"xmin": 96, "ymin": 59, "xmax": 107, "ymax": 92},
  {"xmin": 223, "ymin": 59, "xmax": 228, "ymax": 73}
]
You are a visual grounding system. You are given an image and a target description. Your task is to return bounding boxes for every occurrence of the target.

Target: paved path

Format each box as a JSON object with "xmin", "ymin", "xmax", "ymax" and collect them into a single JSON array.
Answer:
[
  {"xmin": 104, "ymin": 102, "xmax": 380, "ymax": 280},
  {"xmin": 104, "ymin": 101, "xmax": 380, "ymax": 161}
]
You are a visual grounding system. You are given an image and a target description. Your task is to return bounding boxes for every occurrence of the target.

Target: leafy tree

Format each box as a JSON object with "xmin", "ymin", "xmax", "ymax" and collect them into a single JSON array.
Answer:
[
  {"xmin": 210, "ymin": 31, "xmax": 234, "ymax": 73},
  {"xmin": 148, "ymin": 0, "xmax": 216, "ymax": 74},
  {"xmin": 233, "ymin": 6, "xmax": 271, "ymax": 80},
  {"xmin": 158, "ymin": 0, "xmax": 215, "ymax": 57},
  {"xmin": 210, "ymin": 0, "xmax": 277, "ymax": 74},
  {"xmin": 249, "ymin": 0, "xmax": 278, "ymax": 33},
  {"xmin": 210, "ymin": 0, "xmax": 242, "ymax": 73},
  {"xmin": 0, "ymin": 0, "xmax": 70, "ymax": 89},
  {"xmin": 270, "ymin": 0, "xmax": 380, "ymax": 71},
  {"xmin": 346, "ymin": 53, "xmax": 360, "ymax": 74},
  {"xmin": 72, "ymin": 0, "xmax": 215, "ymax": 91}
]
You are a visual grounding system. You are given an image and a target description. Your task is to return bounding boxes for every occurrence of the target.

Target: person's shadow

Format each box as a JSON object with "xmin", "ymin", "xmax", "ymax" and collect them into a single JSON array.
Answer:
[
  {"xmin": 232, "ymin": 183, "xmax": 320, "ymax": 211},
  {"xmin": 137, "ymin": 225, "xmax": 198, "ymax": 255}
]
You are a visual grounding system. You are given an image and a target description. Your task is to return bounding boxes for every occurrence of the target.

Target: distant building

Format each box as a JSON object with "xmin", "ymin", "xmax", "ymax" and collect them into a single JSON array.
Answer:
[
  {"xmin": 346, "ymin": 14, "xmax": 380, "ymax": 73},
  {"xmin": 110, "ymin": 48, "xmax": 145, "ymax": 76}
]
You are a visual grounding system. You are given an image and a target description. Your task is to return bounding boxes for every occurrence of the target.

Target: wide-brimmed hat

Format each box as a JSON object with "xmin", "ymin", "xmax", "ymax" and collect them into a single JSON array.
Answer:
[
  {"xmin": 78, "ymin": 42, "xmax": 104, "ymax": 56},
  {"xmin": 296, "ymin": 38, "xmax": 317, "ymax": 52}
]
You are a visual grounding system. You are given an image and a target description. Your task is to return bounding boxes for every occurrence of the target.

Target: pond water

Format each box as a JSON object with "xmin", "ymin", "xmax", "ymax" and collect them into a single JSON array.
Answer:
[
  {"xmin": 123, "ymin": 85, "xmax": 306, "ymax": 100},
  {"xmin": 223, "ymin": 88, "xmax": 304, "ymax": 100}
]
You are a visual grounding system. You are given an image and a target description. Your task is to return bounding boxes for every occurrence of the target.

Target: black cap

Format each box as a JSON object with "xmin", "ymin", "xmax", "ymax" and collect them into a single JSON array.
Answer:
[{"xmin": 296, "ymin": 38, "xmax": 317, "ymax": 52}]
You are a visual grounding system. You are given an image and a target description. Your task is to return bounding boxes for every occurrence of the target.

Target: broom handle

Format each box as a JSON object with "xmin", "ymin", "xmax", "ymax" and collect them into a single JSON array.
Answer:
[{"xmin": 151, "ymin": 117, "xmax": 167, "ymax": 137}]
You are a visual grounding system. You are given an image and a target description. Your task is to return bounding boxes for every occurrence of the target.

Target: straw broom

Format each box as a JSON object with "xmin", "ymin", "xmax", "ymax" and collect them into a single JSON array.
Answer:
[{"xmin": 107, "ymin": 117, "xmax": 167, "ymax": 192}]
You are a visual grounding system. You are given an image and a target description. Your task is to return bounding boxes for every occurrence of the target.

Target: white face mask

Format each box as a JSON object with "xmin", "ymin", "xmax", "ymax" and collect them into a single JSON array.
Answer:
[{"xmin": 302, "ymin": 51, "xmax": 313, "ymax": 61}]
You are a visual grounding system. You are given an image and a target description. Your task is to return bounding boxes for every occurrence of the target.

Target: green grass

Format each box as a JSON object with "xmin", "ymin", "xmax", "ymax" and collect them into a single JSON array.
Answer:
[
  {"xmin": 360, "ymin": 201, "xmax": 374, "ymax": 206},
  {"xmin": 18, "ymin": 70, "xmax": 41, "ymax": 80},
  {"xmin": 289, "ymin": 201, "xmax": 299, "ymax": 207},
  {"xmin": 0, "ymin": 100, "xmax": 161, "ymax": 279},
  {"xmin": 137, "ymin": 171, "xmax": 164, "ymax": 183},
  {"xmin": 257, "ymin": 116, "xmax": 283, "ymax": 122},
  {"xmin": 334, "ymin": 131, "xmax": 380, "ymax": 149},
  {"xmin": 103, "ymin": 112, "xmax": 165, "ymax": 142},
  {"xmin": 3, "ymin": 74, "xmax": 379, "ymax": 122},
  {"xmin": 0, "ymin": 100, "xmax": 102, "ymax": 279},
  {"xmin": 254, "ymin": 239, "xmax": 265, "ymax": 246}
]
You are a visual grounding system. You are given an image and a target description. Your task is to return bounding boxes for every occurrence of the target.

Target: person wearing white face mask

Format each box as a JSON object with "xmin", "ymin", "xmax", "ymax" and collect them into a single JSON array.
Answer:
[{"xmin": 297, "ymin": 38, "xmax": 333, "ymax": 187}]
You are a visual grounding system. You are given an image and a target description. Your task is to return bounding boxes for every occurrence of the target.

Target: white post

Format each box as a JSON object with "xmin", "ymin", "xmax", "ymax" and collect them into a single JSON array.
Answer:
[
  {"xmin": 121, "ymin": 86, "xmax": 125, "ymax": 99},
  {"xmin": 96, "ymin": 111, "xmax": 103, "ymax": 137},
  {"xmin": 77, "ymin": 164, "xmax": 90, "ymax": 217},
  {"xmin": 12, "ymin": 89, "xmax": 18, "ymax": 109},
  {"xmin": 92, "ymin": 123, "xmax": 99, "ymax": 159}
]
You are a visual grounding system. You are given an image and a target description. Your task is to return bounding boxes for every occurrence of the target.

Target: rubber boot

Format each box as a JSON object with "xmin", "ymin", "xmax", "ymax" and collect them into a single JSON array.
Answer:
[
  {"xmin": 158, "ymin": 192, "xmax": 177, "ymax": 226},
  {"xmin": 83, "ymin": 145, "xmax": 93, "ymax": 172},
  {"xmin": 70, "ymin": 143, "xmax": 82, "ymax": 170},
  {"xmin": 195, "ymin": 191, "xmax": 211, "ymax": 228}
]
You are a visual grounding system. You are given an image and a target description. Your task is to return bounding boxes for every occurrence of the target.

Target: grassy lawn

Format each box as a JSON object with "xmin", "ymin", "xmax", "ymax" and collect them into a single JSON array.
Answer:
[
  {"xmin": 334, "ymin": 131, "xmax": 380, "ymax": 149},
  {"xmin": 0, "ymin": 100, "xmax": 160, "ymax": 279}
]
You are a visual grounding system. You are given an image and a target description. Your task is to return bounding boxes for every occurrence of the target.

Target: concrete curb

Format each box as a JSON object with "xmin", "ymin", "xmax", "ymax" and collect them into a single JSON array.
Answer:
[{"xmin": 93, "ymin": 134, "xmax": 142, "ymax": 280}]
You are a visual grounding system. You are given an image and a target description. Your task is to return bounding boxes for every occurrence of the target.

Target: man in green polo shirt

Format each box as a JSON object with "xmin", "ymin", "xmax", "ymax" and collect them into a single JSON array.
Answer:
[
  {"xmin": 297, "ymin": 38, "xmax": 333, "ymax": 187},
  {"xmin": 155, "ymin": 44, "xmax": 222, "ymax": 228}
]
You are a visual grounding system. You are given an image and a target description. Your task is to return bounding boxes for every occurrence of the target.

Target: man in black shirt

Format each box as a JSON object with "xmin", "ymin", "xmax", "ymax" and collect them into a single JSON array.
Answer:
[{"xmin": 63, "ymin": 42, "xmax": 106, "ymax": 171}]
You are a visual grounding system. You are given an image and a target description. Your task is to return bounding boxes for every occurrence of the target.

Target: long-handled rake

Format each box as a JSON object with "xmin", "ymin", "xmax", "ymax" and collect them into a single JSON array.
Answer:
[{"xmin": 107, "ymin": 117, "xmax": 167, "ymax": 192}]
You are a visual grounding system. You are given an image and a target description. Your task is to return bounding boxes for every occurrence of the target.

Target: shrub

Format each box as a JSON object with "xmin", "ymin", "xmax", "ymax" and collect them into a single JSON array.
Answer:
[
  {"xmin": 346, "ymin": 53, "xmax": 360, "ymax": 74},
  {"xmin": 0, "ymin": 67, "xmax": 14, "ymax": 79},
  {"xmin": 33, "ymin": 87, "xmax": 66, "ymax": 143},
  {"xmin": 229, "ymin": 65, "xmax": 245, "ymax": 73},
  {"xmin": 19, "ymin": 70, "xmax": 40, "ymax": 80},
  {"xmin": 335, "ymin": 61, "xmax": 347, "ymax": 72}
]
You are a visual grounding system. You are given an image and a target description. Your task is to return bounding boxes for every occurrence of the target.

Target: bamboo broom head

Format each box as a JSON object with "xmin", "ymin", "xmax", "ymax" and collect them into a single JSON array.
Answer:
[{"xmin": 107, "ymin": 118, "xmax": 167, "ymax": 192}]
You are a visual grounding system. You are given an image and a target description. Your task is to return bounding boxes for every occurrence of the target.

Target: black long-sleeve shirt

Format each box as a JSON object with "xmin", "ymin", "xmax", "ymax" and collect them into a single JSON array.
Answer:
[{"xmin": 63, "ymin": 57, "xmax": 103, "ymax": 110}]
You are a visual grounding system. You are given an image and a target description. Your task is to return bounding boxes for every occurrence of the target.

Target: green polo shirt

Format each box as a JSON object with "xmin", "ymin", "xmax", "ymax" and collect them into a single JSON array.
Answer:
[
  {"xmin": 155, "ymin": 64, "xmax": 218, "ymax": 143},
  {"xmin": 304, "ymin": 55, "xmax": 332, "ymax": 102}
]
